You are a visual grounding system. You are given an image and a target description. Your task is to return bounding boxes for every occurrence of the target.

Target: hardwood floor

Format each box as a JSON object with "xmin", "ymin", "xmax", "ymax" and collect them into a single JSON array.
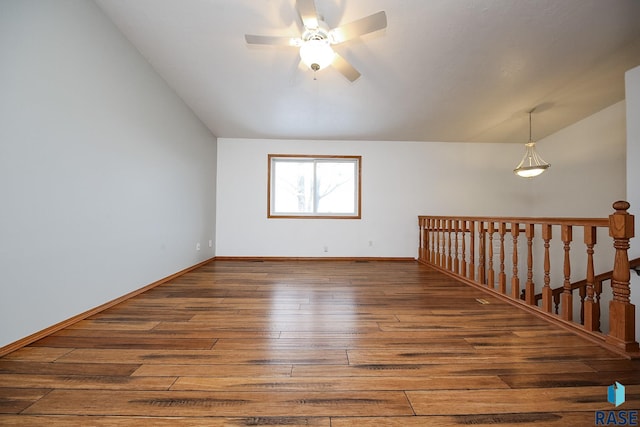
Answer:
[{"xmin": 1, "ymin": 260, "xmax": 639, "ymax": 426}]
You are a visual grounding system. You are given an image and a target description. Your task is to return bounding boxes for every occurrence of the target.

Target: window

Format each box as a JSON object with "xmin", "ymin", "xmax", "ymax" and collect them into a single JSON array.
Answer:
[{"xmin": 268, "ymin": 154, "xmax": 361, "ymax": 219}]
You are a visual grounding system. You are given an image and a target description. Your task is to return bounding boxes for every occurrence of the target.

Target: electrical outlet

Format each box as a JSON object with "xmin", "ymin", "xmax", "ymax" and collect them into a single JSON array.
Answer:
[
  {"xmin": 323, "ymin": 246, "xmax": 328, "ymax": 252},
  {"xmin": 196, "ymin": 242, "xmax": 201, "ymax": 251},
  {"xmin": 208, "ymin": 240, "xmax": 213, "ymax": 248},
  {"xmin": 369, "ymin": 240, "xmax": 374, "ymax": 247}
]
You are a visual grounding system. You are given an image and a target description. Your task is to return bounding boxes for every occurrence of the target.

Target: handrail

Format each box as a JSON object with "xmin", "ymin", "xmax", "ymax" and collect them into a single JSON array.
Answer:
[
  {"xmin": 548, "ymin": 257, "xmax": 640, "ymax": 299},
  {"xmin": 525, "ymin": 257, "xmax": 640, "ymax": 328},
  {"xmin": 422, "ymin": 216, "xmax": 609, "ymax": 227},
  {"xmin": 529, "ymin": 259, "xmax": 639, "ymax": 300},
  {"xmin": 418, "ymin": 201, "xmax": 639, "ymax": 357}
]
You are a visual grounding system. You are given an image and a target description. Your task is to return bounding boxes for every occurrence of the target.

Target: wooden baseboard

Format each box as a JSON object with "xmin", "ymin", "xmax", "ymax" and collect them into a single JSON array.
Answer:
[
  {"xmin": 0, "ymin": 257, "xmax": 216, "ymax": 357},
  {"xmin": 213, "ymin": 256, "xmax": 416, "ymax": 262},
  {"xmin": 418, "ymin": 259, "xmax": 640, "ymax": 360}
]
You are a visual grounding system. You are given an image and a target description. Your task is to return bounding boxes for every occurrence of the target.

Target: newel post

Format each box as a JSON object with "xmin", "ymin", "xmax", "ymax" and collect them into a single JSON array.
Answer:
[{"xmin": 605, "ymin": 201, "xmax": 639, "ymax": 352}]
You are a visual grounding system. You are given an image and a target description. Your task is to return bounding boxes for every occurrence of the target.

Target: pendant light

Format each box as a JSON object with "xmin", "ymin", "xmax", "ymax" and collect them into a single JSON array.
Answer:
[{"xmin": 514, "ymin": 110, "xmax": 550, "ymax": 178}]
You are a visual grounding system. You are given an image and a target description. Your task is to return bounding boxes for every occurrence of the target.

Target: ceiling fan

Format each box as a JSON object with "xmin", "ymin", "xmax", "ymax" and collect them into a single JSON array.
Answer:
[{"xmin": 245, "ymin": 0, "xmax": 387, "ymax": 82}]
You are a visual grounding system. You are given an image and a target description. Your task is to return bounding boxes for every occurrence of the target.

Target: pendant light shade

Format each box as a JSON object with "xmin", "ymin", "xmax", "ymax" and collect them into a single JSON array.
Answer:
[{"xmin": 514, "ymin": 111, "xmax": 550, "ymax": 178}]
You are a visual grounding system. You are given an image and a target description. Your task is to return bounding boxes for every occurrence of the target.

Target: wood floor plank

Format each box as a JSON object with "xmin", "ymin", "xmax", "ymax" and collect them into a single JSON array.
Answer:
[
  {"xmin": 473, "ymin": 344, "xmax": 622, "ymax": 360},
  {"xmin": 155, "ymin": 320, "xmax": 382, "ymax": 333},
  {"xmin": 406, "ymin": 385, "xmax": 640, "ymax": 415},
  {"xmin": 66, "ymin": 320, "xmax": 160, "ymax": 331},
  {"xmin": 378, "ymin": 318, "xmax": 552, "ymax": 332},
  {"xmin": 464, "ymin": 333, "xmax": 598, "ymax": 349},
  {"xmin": 56, "ymin": 348, "xmax": 348, "ymax": 365},
  {"xmin": 50, "ymin": 327, "xmax": 228, "ymax": 340},
  {"xmin": 1, "ymin": 260, "xmax": 635, "ymax": 425},
  {"xmin": 280, "ymin": 329, "xmax": 517, "ymax": 339},
  {"xmin": 170, "ymin": 375, "xmax": 509, "ymax": 392},
  {"xmin": 131, "ymin": 364, "xmax": 293, "ymax": 378},
  {"xmin": 330, "ymin": 413, "xmax": 600, "ymax": 426},
  {"xmin": 0, "ymin": 415, "xmax": 331, "ymax": 426},
  {"xmin": 0, "ymin": 373, "xmax": 176, "ymax": 391},
  {"xmin": 211, "ymin": 337, "xmax": 475, "ymax": 351},
  {"xmin": 0, "ymin": 360, "xmax": 140, "ymax": 376},
  {"xmin": 347, "ymin": 344, "xmax": 619, "ymax": 365},
  {"xmin": 29, "ymin": 336, "xmax": 216, "ymax": 350},
  {"xmin": 346, "ymin": 348, "xmax": 497, "ymax": 365},
  {"xmin": 1, "ymin": 347, "xmax": 72, "ymax": 362},
  {"xmin": 23, "ymin": 389, "xmax": 414, "ymax": 417},
  {"xmin": 585, "ymin": 359, "xmax": 640, "ymax": 372},
  {"xmin": 499, "ymin": 370, "xmax": 640, "ymax": 388},
  {"xmin": 0, "ymin": 388, "xmax": 50, "ymax": 414},
  {"xmin": 291, "ymin": 361, "xmax": 597, "ymax": 377}
]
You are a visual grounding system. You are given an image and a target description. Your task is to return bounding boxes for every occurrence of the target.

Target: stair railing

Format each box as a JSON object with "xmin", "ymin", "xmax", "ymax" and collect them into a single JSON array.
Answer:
[{"xmin": 418, "ymin": 201, "xmax": 638, "ymax": 356}]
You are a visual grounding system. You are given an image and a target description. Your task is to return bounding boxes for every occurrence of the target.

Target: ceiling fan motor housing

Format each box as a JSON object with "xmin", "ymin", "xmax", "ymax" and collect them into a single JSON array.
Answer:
[{"xmin": 300, "ymin": 22, "xmax": 335, "ymax": 71}]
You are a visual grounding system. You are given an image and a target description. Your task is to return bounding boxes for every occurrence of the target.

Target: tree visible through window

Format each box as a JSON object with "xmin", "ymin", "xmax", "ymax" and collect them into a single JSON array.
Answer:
[{"xmin": 268, "ymin": 155, "xmax": 361, "ymax": 218}]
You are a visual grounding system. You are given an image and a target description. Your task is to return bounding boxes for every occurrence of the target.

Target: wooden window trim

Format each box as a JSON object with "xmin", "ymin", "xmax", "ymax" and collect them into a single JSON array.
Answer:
[{"xmin": 268, "ymin": 154, "xmax": 362, "ymax": 219}]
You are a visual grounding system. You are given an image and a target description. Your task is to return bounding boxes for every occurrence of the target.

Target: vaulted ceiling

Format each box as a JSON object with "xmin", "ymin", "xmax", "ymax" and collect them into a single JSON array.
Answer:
[{"xmin": 96, "ymin": 0, "xmax": 640, "ymax": 143}]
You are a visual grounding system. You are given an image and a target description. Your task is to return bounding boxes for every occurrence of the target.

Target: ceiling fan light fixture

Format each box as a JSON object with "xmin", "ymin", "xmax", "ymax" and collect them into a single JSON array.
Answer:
[
  {"xmin": 514, "ymin": 111, "xmax": 550, "ymax": 178},
  {"xmin": 245, "ymin": 1, "xmax": 387, "ymax": 81},
  {"xmin": 299, "ymin": 38, "xmax": 335, "ymax": 71}
]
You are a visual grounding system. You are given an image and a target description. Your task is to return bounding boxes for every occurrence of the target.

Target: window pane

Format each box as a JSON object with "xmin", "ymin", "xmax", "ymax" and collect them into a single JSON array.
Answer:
[
  {"xmin": 273, "ymin": 161, "xmax": 314, "ymax": 213},
  {"xmin": 269, "ymin": 155, "xmax": 360, "ymax": 218},
  {"xmin": 315, "ymin": 161, "xmax": 356, "ymax": 213}
]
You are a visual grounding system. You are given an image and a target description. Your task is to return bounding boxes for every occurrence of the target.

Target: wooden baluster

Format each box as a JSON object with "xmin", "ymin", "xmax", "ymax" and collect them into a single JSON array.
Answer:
[
  {"xmin": 605, "ymin": 201, "xmax": 639, "ymax": 352},
  {"xmin": 461, "ymin": 220, "xmax": 467, "ymax": 278},
  {"xmin": 511, "ymin": 222, "xmax": 520, "ymax": 300},
  {"xmin": 429, "ymin": 218, "xmax": 438, "ymax": 264},
  {"xmin": 498, "ymin": 222, "xmax": 506, "ymax": 294},
  {"xmin": 469, "ymin": 221, "xmax": 476, "ymax": 281},
  {"xmin": 440, "ymin": 219, "xmax": 445, "ymax": 268},
  {"xmin": 424, "ymin": 218, "xmax": 430, "ymax": 263},
  {"xmin": 429, "ymin": 219, "xmax": 435, "ymax": 264},
  {"xmin": 487, "ymin": 222, "xmax": 495, "ymax": 289},
  {"xmin": 525, "ymin": 224, "xmax": 535, "ymax": 305},
  {"xmin": 579, "ymin": 285, "xmax": 586, "ymax": 325},
  {"xmin": 594, "ymin": 280, "xmax": 602, "ymax": 332},
  {"xmin": 419, "ymin": 218, "xmax": 425, "ymax": 262},
  {"xmin": 453, "ymin": 220, "xmax": 460, "ymax": 274},
  {"xmin": 583, "ymin": 225, "xmax": 598, "ymax": 331},
  {"xmin": 443, "ymin": 219, "xmax": 448, "ymax": 269},
  {"xmin": 424, "ymin": 218, "xmax": 429, "ymax": 262},
  {"xmin": 447, "ymin": 219, "xmax": 453, "ymax": 271},
  {"xmin": 541, "ymin": 224, "xmax": 553, "ymax": 312},
  {"xmin": 561, "ymin": 225, "xmax": 573, "ymax": 321},
  {"xmin": 478, "ymin": 222, "xmax": 486, "ymax": 284},
  {"xmin": 435, "ymin": 219, "xmax": 440, "ymax": 266}
]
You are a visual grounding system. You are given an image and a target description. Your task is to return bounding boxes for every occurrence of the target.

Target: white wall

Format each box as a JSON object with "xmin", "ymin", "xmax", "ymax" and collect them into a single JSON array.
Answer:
[
  {"xmin": 523, "ymin": 103, "xmax": 627, "ymax": 299},
  {"xmin": 626, "ymin": 66, "xmax": 640, "ymax": 260},
  {"xmin": 625, "ymin": 65, "xmax": 640, "ymax": 335},
  {"xmin": 216, "ymin": 103, "xmax": 627, "ymax": 259},
  {"xmin": 216, "ymin": 138, "xmax": 529, "ymax": 258},
  {"xmin": 532, "ymin": 101, "xmax": 627, "ymax": 218},
  {"xmin": 0, "ymin": 0, "xmax": 217, "ymax": 348}
]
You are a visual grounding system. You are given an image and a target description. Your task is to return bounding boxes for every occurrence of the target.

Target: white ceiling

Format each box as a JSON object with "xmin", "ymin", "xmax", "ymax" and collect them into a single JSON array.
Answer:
[{"xmin": 96, "ymin": 0, "xmax": 640, "ymax": 143}]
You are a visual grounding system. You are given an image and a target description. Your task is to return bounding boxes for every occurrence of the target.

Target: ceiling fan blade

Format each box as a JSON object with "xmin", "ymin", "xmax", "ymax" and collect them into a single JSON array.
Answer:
[
  {"xmin": 296, "ymin": 0, "xmax": 319, "ymax": 29},
  {"xmin": 245, "ymin": 34, "xmax": 300, "ymax": 46},
  {"xmin": 329, "ymin": 11, "xmax": 387, "ymax": 44},
  {"xmin": 332, "ymin": 53, "xmax": 361, "ymax": 82}
]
